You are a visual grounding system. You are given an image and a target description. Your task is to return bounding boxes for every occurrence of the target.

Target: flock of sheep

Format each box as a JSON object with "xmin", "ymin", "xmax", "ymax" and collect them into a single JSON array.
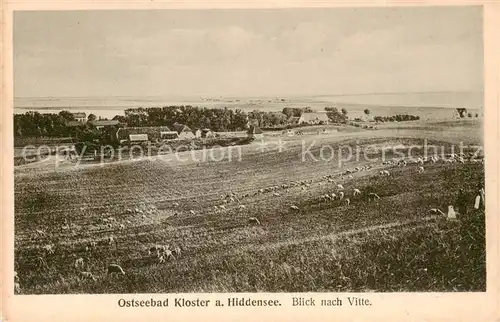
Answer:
[
  {"xmin": 203, "ymin": 152, "xmax": 483, "ymax": 226},
  {"xmin": 15, "ymin": 203, "xmax": 185, "ymax": 293},
  {"xmin": 15, "ymin": 149, "xmax": 483, "ymax": 293}
]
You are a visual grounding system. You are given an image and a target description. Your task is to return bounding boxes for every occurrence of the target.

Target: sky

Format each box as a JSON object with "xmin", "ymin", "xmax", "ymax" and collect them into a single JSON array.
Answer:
[{"xmin": 14, "ymin": 7, "xmax": 484, "ymax": 98}]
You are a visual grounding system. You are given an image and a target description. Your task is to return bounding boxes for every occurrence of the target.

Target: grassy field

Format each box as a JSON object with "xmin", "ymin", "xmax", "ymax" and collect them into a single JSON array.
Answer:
[{"xmin": 14, "ymin": 120, "xmax": 485, "ymax": 293}]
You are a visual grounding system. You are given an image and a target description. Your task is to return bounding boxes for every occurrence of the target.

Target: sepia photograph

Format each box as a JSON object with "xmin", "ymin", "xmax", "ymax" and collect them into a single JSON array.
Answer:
[{"xmin": 12, "ymin": 6, "xmax": 486, "ymax": 295}]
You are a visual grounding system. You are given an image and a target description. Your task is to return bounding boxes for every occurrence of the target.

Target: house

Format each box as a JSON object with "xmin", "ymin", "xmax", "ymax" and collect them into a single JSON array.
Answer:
[
  {"xmin": 247, "ymin": 125, "xmax": 264, "ymax": 140},
  {"xmin": 89, "ymin": 120, "xmax": 120, "ymax": 130},
  {"xmin": 116, "ymin": 126, "xmax": 172, "ymax": 143},
  {"xmin": 194, "ymin": 129, "xmax": 202, "ymax": 138},
  {"xmin": 201, "ymin": 128, "xmax": 215, "ymax": 138},
  {"xmin": 72, "ymin": 112, "xmax": 87, "ymax": 123},
  {"xmin": 288, "ymin": 116, "xmax": 301, "ymax": 126},
  {"xmin": 160, "ymin": 131, "xmax": 179, "ymax": 140},
  {"xmin": 172, "ymin": 123, "xmax": 196, "ymax": 140},
  {"xmin": 299, "ymin": 112, "xmax": 330, "ymax": 125},
  {"xmin": 129, "ymin": 134, "xmax": 149, "ymax": 143},
  {"xmin": 66, "ymin": 120, "xmax": 83, "ymax": 127}
]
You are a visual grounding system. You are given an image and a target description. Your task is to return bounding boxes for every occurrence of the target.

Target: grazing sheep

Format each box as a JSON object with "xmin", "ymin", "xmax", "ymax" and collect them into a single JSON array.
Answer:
[
  {"xmin": 273, "ymin": 192, "xmax": 280, "ymax": 197},
  {"xmin": 348, "ymin": 175, "xmax": 354, "ymax": 179},
  {"xmin": 106, "ymin": 223, "xmax": 113, "ymax": 229},
  {"xmin": 36, "ymin": 229, "xmax": 46, "ymax": 237},
  {"xmin": 190, "ymin": 210, "xmax": 195, "ymax": 215},
  {"xmin": 338, "ymin": 191, "xmax": 344, "ymax": 200},
  {"xmin": 158, "ymin": 255, "xmax": 166, "ymax": 264},
  {"xmin": 14, "ymin": 271, "xmax": 19, "ymax": 282},
  {"xmin": 429, "ymin": 208, "xmax": 446, "ymax": 216},
  {"xmin": 368, "ymin": 193, "xmax": 381, "ymax": 201},
  {"xmin": 142, "ymin": 214, "xmax": 147, "ymax": 219},
  {"xmin": 14, "ymin": 282, "xmax": 21, "ymax": 293},
  {"xmin": 107, "ymin": 264, "xmax": 125, "ymax": 276},
  {"xmin": 80, "ymin": 271, "xmax": 97, "ymax": 281},
  {"xmin": 74, "ymin": 257, "xmax": 84, "ymax": 269},
  {"xmin": 337, "ymin": 184, "xmax": 344, "ymax": 190},
  {"xmin": 149, "ymin": 245, "xmax": 166, "ymax": 256},
  {"xmin": 172, "ymin": 202, "xmax": 180, "ymax": 207},
  {"xmin": 107, "ymin": 236, "xmax": 114, "ymax": 245},
  {"xmin": 219, "ymin": 205, "xmax": 226, "ymax": 210},
  {"xmin": 345, "ymin": 198, "xmax": 350, "ymax": 206},
  {"xmin": 119, "ymin": 223, "xmax": 125, "ymax": 230},
  {"xmin": 35, "ymin": 256, "xmax": 48, "ymax": 269},
  {"xmin": 248, "ymin": 217, "xmax": 261, "ymax": 225},
  {"xmin": 417, "ymin": 166, "xmax": 425, "ymax": 173},
  {"xmin": 172, "ymin": 246, "xmax": 181, "ymax": 257},
  {"xmin": 42, "ymin": 244, "xmax": 55, "ymax": 255},
  {"xmin": 239, "ymin": 204, "xmax": 246, "ymax": 210},
  {"xmin": 353, "ymin": 188, "xmax": 361, "ymax": 196},
  {"xmin": 290, "ymin": 205, "xmax": 299, "ymax": 211}
]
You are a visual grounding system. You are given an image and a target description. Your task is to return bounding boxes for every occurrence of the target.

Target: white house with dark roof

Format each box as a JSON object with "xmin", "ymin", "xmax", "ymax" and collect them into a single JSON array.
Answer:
[{"xmin": 72, "ymin": 112, "xmax": 87, "ymax": 123}]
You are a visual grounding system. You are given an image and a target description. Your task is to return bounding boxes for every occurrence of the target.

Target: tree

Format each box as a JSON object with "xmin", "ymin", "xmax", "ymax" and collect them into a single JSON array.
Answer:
[
  {"xmin": 341, "ymin": 108, "xmax": 348, "ymax": 116},
  {"xmin": 364, "ymin": 109, "xmax": 370, "ymax": 115},
  {"xmin": 87, "ymin": 113, "xmax": 97, "ymax": 122},
  {"xmin": 325, "ymin": 107, "xmax": 347, "ymax": 123},
  {"xmin": 467, "ymin": 113, "xmax": 473, "ymax": 118},
  {"xmin": 58, "ymin": 110, "xmax": 75, "ymax": 121}
]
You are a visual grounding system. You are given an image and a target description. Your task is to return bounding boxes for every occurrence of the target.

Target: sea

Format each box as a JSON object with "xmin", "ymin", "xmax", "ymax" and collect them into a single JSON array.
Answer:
[{"xmin": 14, "ymin": 91, "xmax": 483, "ymax": 121}]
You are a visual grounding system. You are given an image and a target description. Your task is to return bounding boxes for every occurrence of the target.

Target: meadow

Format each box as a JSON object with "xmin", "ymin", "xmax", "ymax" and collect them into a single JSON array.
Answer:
[{"xmin": 13, "ymin": 120, "xmax": 485, "ymax": 293}]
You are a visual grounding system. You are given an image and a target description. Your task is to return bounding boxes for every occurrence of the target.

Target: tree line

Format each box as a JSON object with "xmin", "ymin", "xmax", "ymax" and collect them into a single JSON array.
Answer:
[{"xmin": 373, "ymin": 114, "xmax": 420, "ymax": 122}]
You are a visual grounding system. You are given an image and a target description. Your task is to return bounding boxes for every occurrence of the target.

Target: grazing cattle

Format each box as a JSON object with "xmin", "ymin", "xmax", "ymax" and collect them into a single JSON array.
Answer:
[
  {"xmin": 14, "ymin": 282, "xmax": 21, "ymax": 293},
  {"xmin": 368, "ymin": 193, "xmax": 381, "ymax": 201},
  {"xmin": 172, "ymin": 202, "xmax": 180, "ymax": 207},
  {"xmin": 219, "ymin": 205, "xmax": 226, "ymax": 210},
  {"xmin": 331, "ymin": 193, "xmax": 337, "ymax": 200},
  {"xmin": 290, "ymin": 205, "xmax": 299, "ymax": 211},
  {"xmin": 338, "ymin": 191, "xmax": 345, "ymax": 200},
  {"xmin": 337, "ymin": 184, "xmax": 344, "ymax": 190},
  {"xmin": 36, "ymin": 229, "xmax": 46, "ymax": 237},
  {"xmin": 248, "ymin": 217, "xmax": 261, "ymax": 225},
  {"xmin": 345, "ymin": 198, "xmax": 350, "ymax": 206},
  {"xmin": 189, "ymin": 210, "xmax": 195, "ymax": 215},
  {"xmin": 107, "ymin": 264, "xmax": 125, "ymax": 276},
  {"xmin": 119, "ymin": 223, "xmax": 125, "ymax": 230},
  {"xmin": 353, "ymin": 188, "xmax": 361, "ymax": 196},
  {"xmin": 417, "ymin": 166, "xmax": 425, "ymax": 173},
  {"xmin": 107, "ymin": 236, "xmax": 114, "ymax": 245},
  {"xmin": 238, "ymin": 205, "xmax": 246, "ymax": 210}
]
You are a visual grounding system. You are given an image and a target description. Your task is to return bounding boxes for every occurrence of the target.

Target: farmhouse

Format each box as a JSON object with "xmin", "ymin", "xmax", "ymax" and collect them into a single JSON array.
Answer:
[
  {"xmin": 116, "ymin": 126, "xmax": 173, "ymax": 142},
  {"xmin": 89, "ymin": 120, "xmax": 120, "ymax": 130},
  {"xmin": 72, "ymin": 112, "xmax": 87, "ymax": 123},
  {"xmin": 173, "ymin": 123, "xmax": 196, "ymax": 140},
  {"xmin": 300, "ymin": 112, "xmax": 330, "ymax": 125},
  {"xmin": 247, "ymin": 125, "xmax": 264, "ymax": 139}
]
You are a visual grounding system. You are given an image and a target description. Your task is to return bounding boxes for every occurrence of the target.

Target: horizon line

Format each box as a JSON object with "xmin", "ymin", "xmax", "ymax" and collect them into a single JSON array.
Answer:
[{"xmin": 14, "ymin": 90, "xmax": 484, "ymax": 100}]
